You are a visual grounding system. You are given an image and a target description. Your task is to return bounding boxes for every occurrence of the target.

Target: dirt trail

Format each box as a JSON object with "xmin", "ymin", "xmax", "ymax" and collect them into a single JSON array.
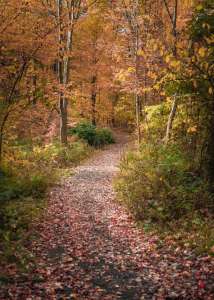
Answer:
[{"xmin": 2, "ymin": 132, "xmax": 213, "ymax": 299}]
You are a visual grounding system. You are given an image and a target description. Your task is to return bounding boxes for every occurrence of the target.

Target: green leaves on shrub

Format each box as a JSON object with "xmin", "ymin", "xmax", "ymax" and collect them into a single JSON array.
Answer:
[
  {"xmin": 115, "ymin": 143, "xmax": 213, "ymax": 223},
  {"xmin": 68, "ymin": 122, "xmax": 115, "ymax": 147},
  {"xmin": 69, "ymin": 122, "xmax": 97, "ymax": 146},
  {"xmin": 93, "ymin": 128, "xmax": 115, "ymax": 147}
]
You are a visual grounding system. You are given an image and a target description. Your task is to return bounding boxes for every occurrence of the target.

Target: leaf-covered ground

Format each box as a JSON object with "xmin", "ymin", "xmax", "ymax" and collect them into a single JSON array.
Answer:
[{"xmin": 1, "ymin": 133, "xmax": 214, "ymax": 299}]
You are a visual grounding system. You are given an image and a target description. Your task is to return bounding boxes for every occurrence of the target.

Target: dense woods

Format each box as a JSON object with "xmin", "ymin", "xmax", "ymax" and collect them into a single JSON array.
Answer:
[{"xmin": 0, "ymin": 0, "xmax": 214, "ymax": 298}]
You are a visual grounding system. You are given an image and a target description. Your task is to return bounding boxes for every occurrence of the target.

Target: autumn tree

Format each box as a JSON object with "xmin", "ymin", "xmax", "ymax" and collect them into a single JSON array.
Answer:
[
  {"xmin": 71, "ymin": 2, "xmax": 118, "ymax": 126},
  {"xmin": 0, "ymin": 0, "xmax": 55, "ymax": 168}
]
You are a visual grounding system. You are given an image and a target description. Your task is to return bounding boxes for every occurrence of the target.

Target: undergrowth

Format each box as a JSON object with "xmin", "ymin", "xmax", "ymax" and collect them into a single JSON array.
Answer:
[
  {"xmin": 68, "ymin": 122, "xmax": 115, "ymax": 147},
  {"xmin": 115, "ymin": 141, "xmax": 214, "ymax": 254},
  {"xmin": 0, "ymin": 140, "xmax": 91, "ymax": 269}
]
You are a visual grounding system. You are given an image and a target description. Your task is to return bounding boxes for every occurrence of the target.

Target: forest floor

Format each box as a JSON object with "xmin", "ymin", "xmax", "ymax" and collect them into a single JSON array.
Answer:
[{"xmin": 1, "ymin": 132, "xmax": 214, "ymax": 300}]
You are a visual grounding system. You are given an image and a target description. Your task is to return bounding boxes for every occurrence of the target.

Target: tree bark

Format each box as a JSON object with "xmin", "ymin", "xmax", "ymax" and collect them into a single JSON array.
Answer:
[
  {"xmin": 91, "ymin": 75, "xmax": 97, "ymax": 126},
  {"xmin": 163, "ymin": 0, "xmax": 179, "ymax": 144},
  {"xmin": 134, "ymin": 1, "xmax": 141, "ymax": 145},
  {"xmin": 123, "ymin": 0, "xmax": 142, "ymax": 144},
  {"xmin": 164, "ymin": 96, "xmax": 178, "ymax": 144},
  {"xmin": 0, "ymin": 133, "xmax": 3, "ymax": 170},
  {"xmin": 135, "ymin": 94, "xmax": 141, "ymax": 145},
  {"xmin": 57, "ymin": 0, "xmax": 69, "ymax": 144},
  {"xmin": 205, "ymin": 101, "xmax": 214, "ymax": 189}
]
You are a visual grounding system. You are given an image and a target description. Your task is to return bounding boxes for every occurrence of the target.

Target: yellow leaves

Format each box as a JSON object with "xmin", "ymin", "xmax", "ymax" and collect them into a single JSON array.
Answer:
[
  {"xmin": 148, "ymin": 71, "xmax": 157, "ymax": 80},
  {"xmin": 196, "ymin": 4, "xmax": 203, "ymax": 11},
  {"xmin": 143, "ymin": 87, "xmax": 152, "ymax": 93},
  {"xmin": 167, "ymin": 73, "xmax": 176, "ymax": 80},
  {"xmin": 137, "ymin": 49, "xmax": 145, "ymax": 57},
  {"xmin": 209, "ymin": 87, "xmax": 213, "ymax": 95},
  {"xmin": 198, "ymin": 47, "xmax": 206, "ymax": 58},
  {"xmin": 127, "ymin": 67, "xmax": 136, "ymax": 73},
  {"xmin": 165, "ymin": 55, "xmax": 173, "ymax": 63},
  {"xmin": 153, "ymin": 83, "xmax": 160, "ymax": 91},
  {"xmin": 164, "ymin": 54, "xmax": 181, "ymax": 70},
  {"xmin": 115, "ymin": 67, "xmax": 136, "ymax": 82},
  {"xmin": 187, "ymin": 126, "xmax": 197, "ymax": 134},
  {"xmin": 205, "ymin": 34, "xmax": 214, "ymax": 45},
  {"xmin": 115, "ymin": 70, "xmax": 127, "ymax": 82},
  {"xmin": 169, "ymin": 59, "xmax": 181, "ymax": 69},
  {"xmin": 191, "ymin": 56, "xmax": 196, "ymax": 63}
]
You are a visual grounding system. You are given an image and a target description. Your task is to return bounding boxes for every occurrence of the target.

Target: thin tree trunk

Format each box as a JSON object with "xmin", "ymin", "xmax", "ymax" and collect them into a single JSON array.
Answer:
[
  {"xmin": 205, "ymin": 102, "xmax": 214, "ymax": 190},
  {"xmin": 111, "ymin": 93, "xmax": 119, "ymax": 127},
  {"xmin": 135, "ymin": 2, "xmax": 141, "ymax": 145},
  {"xmin": 163, "ymin": 0, "xmax": 179, "ymax": 144},
  {"xmin": 91, "ymin": 93, "xmax": 96, "ymax": 126},
  {"xmin": 57, "ymin": 0, "xmax": 68, "ymax": 144},
  {"xmin": 164, "ymin": 96, "xmax": 178, "ymax": 144},
  {"xmin": 0, "ymin": 110, "xmax": 10, "ymax": 171},
  {"xmin": 0, "ymin": 133, "xmax": 3, "ymax": 170},
  {"xmin": 135, "ymin": 94, "xmax": 141, "ymax": 145},
  {"xmin": 91, "ymin": 75, "xmax": 97, "ymax": 126}
]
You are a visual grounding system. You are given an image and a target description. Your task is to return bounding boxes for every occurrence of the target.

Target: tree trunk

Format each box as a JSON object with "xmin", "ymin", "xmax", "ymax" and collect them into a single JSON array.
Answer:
[
  {"xmin": 57, "ymin": 0, "xmax": 67, "ymax": 144},
  {"xmin": 0, "ymin": 133, "xmax": 3, "ymax": 171},
  {"xmin": 0, "ymin": 110, "xmax": 10, "ymax": 171},
  {"xmin": 91, "ymin": 75, "xmax": 97, "ymax": 126},
  {"xmin": 135, "ymin": 33, "xmax": 141, "ymax": 143},
  {"xmin": 111, "ymin": 93, "xmax": 119, "ymax": 128},
  {"xmin": 91, "ymin": 93, "xmax": 96, "ymax": 126},
  {"xmin": 59, "ymin": 93, "xmax": 68, "ymax": 144},
  {"xmin": 163, "ymin": 0, "xmax": 179, "ymax": 144},
  {"xmin": 57, "ymin": 0, "xmax": 74, "ymax": 145},
  {"xmin": 164, "ymin": 96, "xmax": 178, "ymax": 144},
  {"xmin": 136, "ymin": 94, "xmax": 141, "ymax": 144},
  {"xmin": 205, "ymin": 102, "xmax": 214, "ymax": 190}
]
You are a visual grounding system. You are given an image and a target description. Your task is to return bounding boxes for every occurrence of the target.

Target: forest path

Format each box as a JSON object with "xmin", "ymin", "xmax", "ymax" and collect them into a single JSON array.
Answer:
[{"xmin": 5, "ymin": 132, "xmax": 213, "ymax": 299}]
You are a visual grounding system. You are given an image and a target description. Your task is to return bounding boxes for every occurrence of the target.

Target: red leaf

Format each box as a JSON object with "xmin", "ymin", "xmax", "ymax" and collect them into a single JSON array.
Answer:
[{"xmin": 198, "ymin": 280, "xmax": 205, "ymax": 289}]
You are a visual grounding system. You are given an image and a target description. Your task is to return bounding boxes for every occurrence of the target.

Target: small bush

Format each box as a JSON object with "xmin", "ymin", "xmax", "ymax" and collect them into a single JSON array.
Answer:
[
  {"xmin": 93, "ymin": 128, "xmax": 115, "ymax": 147},
  {"xmin": 0, "ymin": 175, "xmax": 49, "ymax": 202},
  {"xmin": 115, "ymin": 143, "xmax": 213, "ymax": 222},
  {"xmin": 115, "ymin": 142, "xmax": 214, "ymax": 253},
  {"xmin": 69, "ymin": 122, "xmax": 115, "ymax": 147},
  {"xmin": 68, "ymin": 122, "xmax": 96, "ymax": 145}
]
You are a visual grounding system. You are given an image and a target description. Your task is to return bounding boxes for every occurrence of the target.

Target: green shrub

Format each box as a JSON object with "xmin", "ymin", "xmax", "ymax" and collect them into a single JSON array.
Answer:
[
  {"xmin": 115, "ymin": 142, "xmax": 214, "ymax": 253},
  {"xmin": 93, "ymin": 128, "xmax": 115, "ymax": 147},
  {"xmin": 115, "ymin": 143, "xmax": 213, "ymax": 223},
  {"xmin": 68, "ymin": 122, "xmax": 96, "ymax": 145},
  {"xmin": 69, "ymin": 121, "xmax": 115, "ymax": 147},
  {"xmin": 0, "ymin": 175, "xmax": 49, "ymax": 202}
]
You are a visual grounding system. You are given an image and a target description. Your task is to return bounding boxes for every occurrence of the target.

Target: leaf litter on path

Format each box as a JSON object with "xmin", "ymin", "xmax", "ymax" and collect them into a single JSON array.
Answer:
[{"xmin": 0, "ymin": 133, "xmax": 213, "ymax": 299}]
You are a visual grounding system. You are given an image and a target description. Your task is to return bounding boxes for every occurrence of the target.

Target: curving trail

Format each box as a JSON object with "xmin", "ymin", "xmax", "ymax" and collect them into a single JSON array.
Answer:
[{"xmin": 2, "ymin": 132, "xmax": 213, "ymax": 299}]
